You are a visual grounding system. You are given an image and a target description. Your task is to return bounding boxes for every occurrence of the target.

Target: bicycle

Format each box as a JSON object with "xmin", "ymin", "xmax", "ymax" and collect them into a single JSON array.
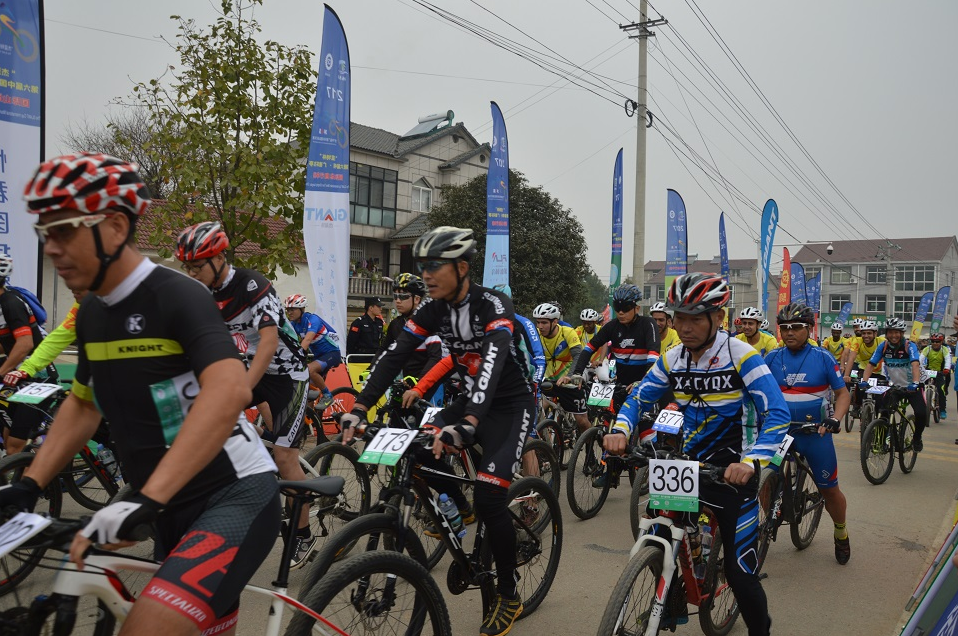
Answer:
[
  {"xmin": 754, "ymin": 421, "xmax": 828, "ymax": 572},
  {"xmin": 535, "ymin": 380, "xmax": 580, "ymax": 470},
  {"xmin": 292, "ymin": 422, "xmax": 563, "ymax": 633},
  {"xmin": 596, "ymin": 445, "xmax": 751, "ymax": 636},
  {"xmin": 846, "ymin": 371, "xmax": 882, "ymax": 435},
  {"xmin": 860, "ymin": 384, "xmax": 920, "ymax": 485},
  {"xmin": 921, "ymin": 370, "xmax": 941, "ymax": 424},
  {"xmin": 0, "ymin": 10, "xmax": 39, "ymax": 63}
]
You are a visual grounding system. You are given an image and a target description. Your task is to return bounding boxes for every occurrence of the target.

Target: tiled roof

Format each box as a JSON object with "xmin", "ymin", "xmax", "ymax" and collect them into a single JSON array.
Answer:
[
  {"xmin": 439, "ymin": 143, "xmax": 491, "ymax": 169},
  {"xmin": 643, "ymin": 258, "xmax": 757, "ymax": 285},
  {"xmin": 390, "ymin": 213, "xmax": 429, "ymax": 240},
  {"xmin": 350, "ymin": 122, "xmax": 482, "ymax": 159},
  {"xmin": 792, "ymin": 236, "xmax": 957, "ymax": 265}
]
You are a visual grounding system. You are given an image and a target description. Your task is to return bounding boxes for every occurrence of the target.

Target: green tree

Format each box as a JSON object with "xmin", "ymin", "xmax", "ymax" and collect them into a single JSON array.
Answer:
[
  {"xmin": 130, "ymin": 0, "xmax": 316, "ymax": 276},
  {"xmin": 427, "ymin": 170, "xmax": 591, "ymax": 316}
]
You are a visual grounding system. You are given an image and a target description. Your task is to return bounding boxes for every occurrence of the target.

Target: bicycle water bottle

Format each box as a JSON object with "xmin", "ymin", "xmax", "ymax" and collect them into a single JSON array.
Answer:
[
  {"xmin": 437, "ymin": 493, "xmax": 466, "ymax": 539},
  {"xmin": 96, "ymin": 444, "xmax": 119, "ymax": 478},
  {"xmin": 687, "ymin": 525, "xmax": 705, "ymax": 578},
  {"xmin": 608, "ymin": 358, "xmax": 617, "ymax": 381},
  {"xmin": 700, "ymin": 525, "xmax": 713, "ymax": 566}
]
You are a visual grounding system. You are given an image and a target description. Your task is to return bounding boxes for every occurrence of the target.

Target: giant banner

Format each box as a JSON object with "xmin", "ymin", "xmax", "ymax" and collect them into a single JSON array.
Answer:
[
  {"xmin": 303, "ymin": 5, "xmax": 350, "ymax": 351},
  {"xmin": 759, "ymin": 199, "xmax": 779, "ymax": 315},
  {"xmin": 790, "ymin": 262, "xmax": 807, "ymax": 306},
  {"xmin": 0, "ymin": 0, "xmax": 42, "ymax": 291},
  {"xmin": 664, "ymin": 189, "xmax": 687, "ymax": 288},
  {"xmin": 609, "ymin": 149, "xmax": 623, "ymax": 300},
  {"xmin": 931, "ymin": 286, "xmax": 952, "ymax": 334},
  {"xmin": 483, "ymin": 101, "xmax": 509, "ymax": 292},
  {"xmin": 806, "ymin": 273, "xmax": 822, "ymax": 313},
  {"xmin": 911, "ymin": 291, "xmax": 934, "ymax": 343}
]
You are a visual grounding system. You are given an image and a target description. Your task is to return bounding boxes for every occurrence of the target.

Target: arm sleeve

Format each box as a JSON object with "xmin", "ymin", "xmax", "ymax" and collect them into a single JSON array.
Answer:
[
  {"xmin": 823, "ymin": 351, "xmax": 846, "ymax": 391},
  {"xmin": 421, "ymin": 336, "xmax": 445, "ymax": 376},
  {"xmin": 463, "ymin": 322, "xmax": 516, "ymax": 421},
  {"xmin": 357, "ymin": 310, "xmax": 437, "ymax": 409},
  {"xmin": 167, "ymin": 277, "xmax": 244, "ymax": 377},
  {"xmin": 1, "ymin": 293, "xmax": 35, "ymax": 339},
  {"xmin": 412, "ymin": 355, "xmax": 455, "ymax": 396},
  {"xmin": 919, "ymin": 347, "xmax": 929, "ymax": 368},
  {"xmin": 945, "ymin": 348, "xmax": 953, "ymax": 371},
  {"xmin": 20, "ymin": 302, "xmax": 79, "ymax": 377},
  {"xmin": 739, "ymin": 349, "xmax": 790, "ymax": 467},
  {"xmin": 572, "ymin": 321, "xmax": 613, "ymax": 375},
  {"xmin": 70, "ymin": 301, "xmax": 94, "ymax": 403},
  {"xmin": 613, "ymin": 355, "xmax": 671, "ymax": 435},
  {"xmin": 909, "ymin": 342, "xmax": 922, "ymax": 364}
]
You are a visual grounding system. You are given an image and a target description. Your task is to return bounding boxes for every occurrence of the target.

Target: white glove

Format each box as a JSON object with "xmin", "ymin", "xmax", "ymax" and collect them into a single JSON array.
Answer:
[{"xmin": 81, "ymin": 494, "xmax": 161, "ymax": 544}]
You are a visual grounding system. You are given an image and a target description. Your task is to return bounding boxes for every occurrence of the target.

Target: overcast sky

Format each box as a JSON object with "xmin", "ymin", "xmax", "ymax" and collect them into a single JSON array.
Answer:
[{"xmin": 43, "ymin": 0, "xmax": 958, "ymax": 279}]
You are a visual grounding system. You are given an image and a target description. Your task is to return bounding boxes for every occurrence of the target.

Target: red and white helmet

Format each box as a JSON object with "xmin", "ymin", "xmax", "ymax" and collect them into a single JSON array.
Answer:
[
  {"xmin": 284, "ymin": 294, "xmax": 308, "ymax": 309},
  {"xmin": 23, "ymin": 153, "xmax": 151, "ymax": 216},
  {"xmin": 666, "ymin": 273, "xmax": 730, "ymax": 315},
  {"xmin": 175, "ymin": 221, "xmax": 229, "ymax": 262}
]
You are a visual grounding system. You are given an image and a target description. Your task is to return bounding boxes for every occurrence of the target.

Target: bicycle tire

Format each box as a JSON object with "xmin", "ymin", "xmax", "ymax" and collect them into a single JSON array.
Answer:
[
  {"xmin": 286, "ymin": 550, "xmax": 452, "ymax": 636},
  {"xmin": 755, "ymin": 468, "xmax": 779, "ymax": 573},
  {"xmin": 0, "ymin": 453, "xmax": 63, "ymax": 597},
  {"xmin": 522, "ymin": 438, "xmax": 560, "ymax": 497},
  {"xmin": 595, "ymin": 545, "xmax": 663, "ymax": 636},
  {"xmin": 301, "ymin": 442, "xmax": 371, "ymax": 552},
  {"xmin": 789, "ymin": 459, "xmax": 824, "ymax": 550},
  {"xmin": 63, "ymin": 453, "xmax": 120, "ymax": 511},
  {"xmin": 843, "ymin": 407, "xmax": 853, "ymax": 433},
  {"xmin": 932, "ymin": 389, "xmax": 941, "ymax": 424},
  {"xmin": 321, "ymin": 386, "xmax": 358, "ymax": 428},
  {"xmin": 628, "ymin": 465, "xmax": 650, "ymax": 541},
  {"xmin": 860, "ymin": 401, "xmax": 875, "ymax": 435},
  {"xmin": 860, "ymin": 418, "xmax": 895, "ymax": 485},
  {"xmin": 898, "ymin": 414, "xmax": 918, "ymax": 474},
  {"xmin": 478, "ymin": 476, "xmax": 562, "ymax": 618},
  {"xmin": 699, "ymin": 523, "xmax": 740, "ymax": 636},
  {"xmin": 536, "ymin": 419, "xmax": 565, "ymax": 469},
  {"xmin": 303, "ymin": 405, "xmax": 328, "ymax": 444},
  {"xmin": 566, "ymin": 426, "xmax": 610, "ymax": 520}
]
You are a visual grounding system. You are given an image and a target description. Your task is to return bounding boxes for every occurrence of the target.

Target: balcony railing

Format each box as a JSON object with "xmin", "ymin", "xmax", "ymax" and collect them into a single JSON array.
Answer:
[{"xmin": 348, "ymin": 276, "xmax": 393, "ymax": 298}]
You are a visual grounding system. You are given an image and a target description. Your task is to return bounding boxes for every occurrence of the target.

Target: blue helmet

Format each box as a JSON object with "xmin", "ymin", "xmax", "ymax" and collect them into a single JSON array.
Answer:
[{"xmin": 611, "ymin": 284, "xmax": 642, "ymax": 310}]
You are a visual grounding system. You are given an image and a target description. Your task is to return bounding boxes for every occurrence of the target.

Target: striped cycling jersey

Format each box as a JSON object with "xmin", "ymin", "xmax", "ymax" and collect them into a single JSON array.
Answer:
[
  {"xmin": 615, "ymin": 330, "xmax": 789, "ymax": 467},
  {"xmin": 572, "ymin": 316, "xmax": 660, "ymax": 386},
  {"xmin": 765, "ymin": 344, "xmax": 845, "ymax": 424},
  {"xmin": 870, "ymin": 339, "xmax": 920, "ymax": 387},
  {"xmin": 540, "ymin": 325, "xmax": 582, "ymax": 380}
]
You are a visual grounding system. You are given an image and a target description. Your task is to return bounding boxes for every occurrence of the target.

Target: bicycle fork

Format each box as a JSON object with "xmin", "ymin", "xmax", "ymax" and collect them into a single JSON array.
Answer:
[{"xmin": 621, "ymin": 516, "xmax": 686, "ymax": 635}]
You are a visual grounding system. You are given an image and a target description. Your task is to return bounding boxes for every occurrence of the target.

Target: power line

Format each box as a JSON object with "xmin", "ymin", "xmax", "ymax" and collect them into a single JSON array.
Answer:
[
  {"xmin": 541, "ymin": 125, "xmax": 636, "ymax": 186},
  {"xmin": 46, "ymin": 18, "xmax": 166, "ymax": 43}
]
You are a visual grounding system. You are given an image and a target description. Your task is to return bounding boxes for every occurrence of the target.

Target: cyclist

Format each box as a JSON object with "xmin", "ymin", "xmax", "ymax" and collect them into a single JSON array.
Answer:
[
  {"xmin": 0, "ymin": 153, "xmax": 278, "ymax": 636},
  {"xmin": 606, "ymin": 272, "xmax": 787, "ymax": 636},
  {"xmin": 4, "ymin": 289, "xmax": 87, "ymax": 388},
  {"xmin": 283, "ymin": 293, "xmax": 340, "ymax": 406},
  {"xmin": 175, "ymin": 221, "xmax": 315, "ymax": 567},
  {"xmin": 765, "ymin": 303, "xmax": 852, "ymax": 565},
  {"xmin": 576, "ymin": 307, "xmax": 607, "ymax": 366},
  {"xmin": 823, "ymin": 322, "xmax": 845, "ymax": 359},
  {"xmin": 346, "ymin": 297, "xmax": 385, "ymax": 355},
  {"xmin": 842, "ymin": 319, "xmax": 884, "ymax": 381},
  {"xmin": 535, "ymin": 301, "xmax": 591, "ymax": 435},
  {"xmin": 920, "ymin": 333, "xmax": 951, "ymax": 420},
  {"xmin": 736, "ymin": 307, "xmax": 778, "ymax": 356},
  {"xmin": 650, "ymin": 301, "xmax": 681, "ymax": 354},
  {"xmin": 0, "ymin": 254, "xmax": 49, "ymax": 455},
  {"xmin": 340, "ymin": 226, "xmax": 534, "ymax": 636},
  {"xmin": 860, "ymin": 317, "xmax": 926, "ymax": 451},
  {"xmin": 760, "ymin": 318, "xmax": 772, "ymax": 335}
]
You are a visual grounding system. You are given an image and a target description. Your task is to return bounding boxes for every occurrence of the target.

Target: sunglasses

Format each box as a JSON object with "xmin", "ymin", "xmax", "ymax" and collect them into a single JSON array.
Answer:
[
  {"xmin": 612, "ymin": 303, "xmax": 636, "ymax": 313},
  {"xmin": 779, "ymin": 323, "xmax": 809, "ymax": 332},
  {"xmin": 416, "ymin": 259, "xmax": 455, "ymax": 273},
  {"xmin": 393, "ymin": 293, "xmax": 412, "ymax": 301},
  {"xmin": 34, "ymin": 214, "xmax": 112, "ymax": 244},
  {"xmin": 180, "ymin": 259, "xmax": 211, "ymax": 275}
]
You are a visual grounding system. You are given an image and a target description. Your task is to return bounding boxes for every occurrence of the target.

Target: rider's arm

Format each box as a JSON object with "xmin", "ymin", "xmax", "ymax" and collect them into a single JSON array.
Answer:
[
  {"xmin": 0, "ymin": 293, "xmax": 37, "ymax": 375},
  {"xmin": 739, "ymin": 349, "xmax": 790, "ymax": 467},
  {"xmin": 409, "ymin": 354, "xmax": 454, "ymax": 398},
  {"xmin": 919, "ymin": 347, "xmax": 929, "ymax": 369},
  {"xmin": 909, "ymin": 342, "xmax": 922, "ymax": 384},
  {"xmin": 463, "ymin": 318, "xmax": 517, "ymax": 422},
  {"xmin": 865, "ymin": 342, "xmax": 885, "ymax": 381},
  {"xmin": 421, "ymin": 335, "xmax": 446, "ymax": 376},
  {"xmin": 0, "ymin": 333, "xmax": 34, "ymax": 376},
  {"xmin": 299, "ymin": 314, "xmax": 320, "ymax": 350},
  {"xmin": 571, "ymin": 321, "xmax": 612, "ymax": 376},
  {"xmin": 861, "ymin": 362, "xmax": 875, "ymax": 382},
  {"xmin": 824, "ymin": 351, "xmax": 851, "ymax": 421},
  {"xmin": 515, "ymin": 315, "xmax": 546, "ymax": 385},
  {"xmin": 23, "ymin": 393, "xmax": 102, "ymax": 488},
  {"xmin": 247, "ymin": 325, "xmax": 277, "ymax": 389},
  {"xmin": 612, "ymin": 354, "xmax": 671, "ymax": 436},
  {"xmin": 356, "ymin": 310, "xmax": 437, "ymax": 411},
  {"xmin": 19, "ymin": 301, "xmax": 79, "ymax": 377},
  {"xmin": 945, "ymin": 347, "xmax": 953, "ymax": 371}
]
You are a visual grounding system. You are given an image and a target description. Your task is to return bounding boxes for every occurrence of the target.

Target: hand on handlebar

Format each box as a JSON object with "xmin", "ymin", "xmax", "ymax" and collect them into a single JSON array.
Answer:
[
  {"xmin": 723, "ymin": 462, "xmax": 755, "ymax": 486},
  {"xmin": 821, "ymin": 417, "xmax": 841, "ymax": 435},
  {"xmin": 401, "ymin": 389, "xmax": 423, "ymax": 408},
  {"xmin": 339, "ymin": 408, "xmax": 368, "ymax": 444},
  {"xmin": 603, "ymin": 430, "xmax": 628, "ymax": 455},
  {"xmin": 432, "ymin": 420, "xmax": 476, "ymax": 459},
  {"xmin": 907, "ymin": 382, "xmax": 919, "ymax": 392}
]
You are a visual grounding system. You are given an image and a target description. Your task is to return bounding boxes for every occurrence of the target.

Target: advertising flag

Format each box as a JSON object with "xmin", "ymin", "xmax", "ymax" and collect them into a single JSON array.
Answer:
[
  {"xmin": 930, "ymin": 286, "xmax": 951, "ymax": 334},
  {"xmin": 759, "ymin": 199, "xmax": 779, "ymax": 315},
  {"xmin": 776, "ymin": 247, "xmax": 792, "ymax": 333},
  {"xmin": 609, "ymin": 149, "xmax": 623, "ymax": 299},
  {"xmin": 718, "ymin": 212, "xmax": 730, "ymax": 282},
  {"xmin": 0, "ymin": 0, "xmax": 43, "ymax": 294},
  {"xmin": 790, "ymin": 262, "xmax": 807, "ymax": 306},
  {"xmin": 910, "ymin": 291, "xmax": 934, "ymax": 342},
  {"xmin": 664, "ymin": 189, "xmax": 688, "ymax": 288},
  {"xmin": 806, "ymin": 273, "xmax": 822, "ymax": 313},
  {"xmin": 837, "ymin": 302, "xmax": 854, "ymax": 326},
  {"xmin": 303, "ymin": 5, "xmax": 350, "ymax": 352},
  {"xmin": 483, "ymin": 101, "xmax": 510, "ymax": 293}
]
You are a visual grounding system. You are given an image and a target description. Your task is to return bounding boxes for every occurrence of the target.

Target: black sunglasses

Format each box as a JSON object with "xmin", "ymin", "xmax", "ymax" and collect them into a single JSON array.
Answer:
[
  {"xmin": 393, "ymin": 293, "xmax": 412, "ymax": 301},
  {"xmin": 416, "ymin": 260, "xmax": 455, "ymax": 273},
  {"xmin": 612, "ymin": 302, "xmax": 636, "ymax": 313}
]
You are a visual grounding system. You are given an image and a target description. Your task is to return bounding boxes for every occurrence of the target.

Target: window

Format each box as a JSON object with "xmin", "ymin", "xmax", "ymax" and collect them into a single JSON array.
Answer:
[
  {"xmin": 865, "ymin": 266, "xmax": 887, "ymax": 284},
  {"xmin": 894, "ymin": 295, "xmax": 927, "ymax": 321},
  {"xmin": 865, "ymin": 295, "xmax": 887, "ymax": 313},
  {"xmin": 411, "ymin": 178, "xmax": 432, "ymax": 213},
  {"xmin": 730, "ymin": 269, "xmax": 743, "ymax": 279},
  {"xmin": 349, "ymin": 162, "xmax": 398, "ymax": 227},
  {"xmin": 803, "ymin": 266, "xmax": 822, "ymax": 280},
  {"xmin": 830, "ymin": 268, "xmax": 852, "ymax": 285},
  {"xmin": 644, "ymin": 286, "xmax": 651, "ymax": 300},
  {"xmin": 894, "ymin": 265, "xmax": 935, "ymax": 292},
  {"xmin": 830, "ymin": 294, "xmax": 851, "ymax": 312},
  {"xmin": 728, "ymin": 284, "xmax": 736, "ymax": 307},
  {"xmin": 657, "ymin": 286, "xmax": 665, "ymax": 302}
]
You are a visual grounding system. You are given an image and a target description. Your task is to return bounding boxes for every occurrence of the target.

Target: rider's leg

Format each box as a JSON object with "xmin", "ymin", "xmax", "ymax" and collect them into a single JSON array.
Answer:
[
  {"xmin": 307, "ymin": 360, "xmax": 327, "ymax": 392},
  {"xmin": 907, "ymin": 390, "xmax": 929, "ymax": 448}
]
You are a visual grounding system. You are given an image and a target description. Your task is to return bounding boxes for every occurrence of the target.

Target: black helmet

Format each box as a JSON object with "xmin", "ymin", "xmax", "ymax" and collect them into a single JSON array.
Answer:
[
  {"xmin": 393, "ymin": 272, "xmax": 426, "ymax": 297},
  {"xmin": 777, "ymin": 303, "xmax": 815, "ymax": 326},
  {"xmin": 412, "ymin": 226, "xmax": 476, "ymax": 260}
]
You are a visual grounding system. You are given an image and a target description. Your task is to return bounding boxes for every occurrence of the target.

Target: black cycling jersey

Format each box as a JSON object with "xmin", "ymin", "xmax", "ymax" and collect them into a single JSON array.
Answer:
[
  {"xmin": 212, "ymin": 267, "xmax": 307, "ymax": 381},
  {"xmin": 0, "ymin": 288, "xmax": 43, "ymax": 353},
  {"xmin": 375, "ymin": 314, "xmax": 444, "ymax": 380},
  {"xmin": 357, "ymin": 284, "xmax": 531, "ymax": 420},
  {"xmin": 72, "ymin": 261, "xmax": 276, "ymax": 508},
  {"xmin": 571, "ymin": 315, "xmax": 660, "ymax": 386}
]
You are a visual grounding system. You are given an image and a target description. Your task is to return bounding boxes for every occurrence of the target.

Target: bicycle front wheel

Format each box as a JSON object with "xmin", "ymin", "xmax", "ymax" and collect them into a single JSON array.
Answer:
[
  {"xmin": 789, "ymin": 460, "xmax": 824, "ymax": 550},
  {"xmin": 566, "ymin": 426, "xmax": 610, "ymax": 520},
  {"xmin": 898, "ymin": 414, "xmax": 918, "ymax": 474},
  {"xmin": 860, "ymin": 401, "xmax": 875, "ymax": 435},
  {"xmin": 595, "ymin": 545, "xmax": 663, "ymax": 636},
  {"xmin": 860, "ymin": 418, "xmax": 894, "ymax": 485},
  {"xmin": 535, "ymin": 419, "xmax": 565, "ymax": 469},
  {"xmin": 63, "ymin": 452, "xmax": 120, "ymax": 511},
  {"xmin": 286, "ymin": 550, "xmax": 452, "ymax": 636},
  {"xmin": 700, "ymin": 523, "xmax": 740, "ymax": 636},
  {"xmin": 843, "ymin": 407, "xmax": 854, "ymax": 433},
  {"xmin": 628, "ymin": 465, "xmax": 650, "ymax": 541},
  {"xmin": 521, "ymin": 438, "xmax": 560, "ymax": 497},
  {"xmin": 755, "ymin": 468, "xmax": 779, "ymax": 573}
]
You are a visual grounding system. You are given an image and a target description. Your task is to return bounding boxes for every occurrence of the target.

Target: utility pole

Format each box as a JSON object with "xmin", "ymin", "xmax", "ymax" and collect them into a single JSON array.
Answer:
[{"xmin": 621, "ymin": 2, "xmax": 666, "ymax": 295}]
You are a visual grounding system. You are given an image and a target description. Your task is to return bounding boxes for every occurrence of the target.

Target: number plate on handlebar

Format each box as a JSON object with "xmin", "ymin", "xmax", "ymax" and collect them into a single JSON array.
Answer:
[
  {"xmin": 358, "ymin": 428, "xmax": 419, "ymax": 466},
  {"xmin": 921, "ymin": 369, "xmax": 938, "ymax": 381},
  {"xmin": 587, "ymin": 381, "xmax": 615, "ymax": 407},
  {"xmin": 652, "ymin": 409, "xmax": 684, "ymax": 435},
  {"xmin": 648, "ymin": 459, "xmax": 699, "ymax": 512},
  {"xmin": 0, "ymin": 513, "xmax": 52, "ymax": 559},
  {"xmin": 866, "ymin": 385, "xmax": 892, "ymax": 395},
  {"xmin": 8, "ymin": 383, "xmax": 63, "ymax": 404}
]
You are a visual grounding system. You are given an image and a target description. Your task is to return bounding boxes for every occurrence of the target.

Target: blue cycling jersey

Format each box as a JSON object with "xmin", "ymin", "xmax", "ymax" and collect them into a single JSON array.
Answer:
[
  {"xmin": 765, "ymin": 344, "xmax": 845, "ymax": 425},
  {"xmin": 515, "ymin": 314, "xmax": 546, "ymax": 385},
  {"xmin": 289, "ymin": 312, "xmax": 339, "ymax": 357},
  {"xmin": 870, "ymin": 339, "xmax": 920, "ymax": 387}
]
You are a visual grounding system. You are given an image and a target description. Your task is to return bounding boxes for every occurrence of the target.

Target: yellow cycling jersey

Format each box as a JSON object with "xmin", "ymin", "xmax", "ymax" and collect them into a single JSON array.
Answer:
[
  {"xmin": 735, "ymin": 331, "xmax": 779, "ymax": 357},
  {"xmin": 541, "ymin": 325, "xmax": 582, "ymax": 380},
  {"xmin": 659, "ymin": 328, "xmax": 681, "ymax": 355},
  {"xmin": 849, "ymin": 335, "xmax": 885, "ymax": 369},
  {"xmin": 822, "ymin": 336, "xmax": 844, "ymax": 358},
  {"xmin": 575, "ymin": 325, "xmax": 605, "ymax": 365}
]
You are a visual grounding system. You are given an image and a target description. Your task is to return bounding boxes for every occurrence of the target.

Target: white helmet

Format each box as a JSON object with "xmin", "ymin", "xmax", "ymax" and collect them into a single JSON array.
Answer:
[
  {"xmin": 533, "ymin": 303, "xmax": 561, "ymax": 320},
  {"xmin": 0, "ymin": 255, "xmax": 12, "ymax": 279},
  {"xmin": 739, "ymin": 307, "xmax": 764, "ymax": 321},
  {"xmin": 650, "ymin": 301, "xmax": 673, "ymax": 318},
  {"xmin": 595, "ymin": 359, "xmax": 612, "ymax": 383},
  {"xmin": 831, "ymin": 322, "xmax": 844, "ymax": 331},
  {"xmin": 851, "ymin": 318, "xmax": 864, "ymax": 328},
  {"xmin": 760, "ymin": 319, "xmax": 769, "ymax": 331},
  {"xmin": 580, "ymin": 308, "xmax": 601, "ymax": 321},
  {"xmin": 860, "ymin": 320, "xmax": 878, "ymax": 331}
]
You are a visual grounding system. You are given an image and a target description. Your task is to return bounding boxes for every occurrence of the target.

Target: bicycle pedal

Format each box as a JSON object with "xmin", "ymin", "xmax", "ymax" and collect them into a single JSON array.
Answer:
[{"xmin": 759, "ymin": 572, "xmax": 769, "ymax": 581}]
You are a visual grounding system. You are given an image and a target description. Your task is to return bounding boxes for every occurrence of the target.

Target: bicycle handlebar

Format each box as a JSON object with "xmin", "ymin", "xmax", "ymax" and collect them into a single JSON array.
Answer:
[{"xmin": 622, "ymin": 444, "xmax": 760, "ymax": 489}]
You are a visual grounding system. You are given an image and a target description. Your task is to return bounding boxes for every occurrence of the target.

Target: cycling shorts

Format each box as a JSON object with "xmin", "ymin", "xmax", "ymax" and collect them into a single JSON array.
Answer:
[
  {"xmin": 543, "ymin": 382, "xmax": 586, "ymax": 415},
  {"xmin": 313, "ymin": 350, "xmax": 342, "ymax": 374},
  {"xmin": 0, "ymin": 401, "xmax": 45, "ymax": 440},
  {"xmin": 144, "ymin": 471, "xmax": 280, "ymax": 630},
  {"xmin": 252, "ymin": 373, "xmax": 308, "ymax": 448},
  {"xmin": 789, "ymin": 430, "xmax": 838, "ymax": 489}
]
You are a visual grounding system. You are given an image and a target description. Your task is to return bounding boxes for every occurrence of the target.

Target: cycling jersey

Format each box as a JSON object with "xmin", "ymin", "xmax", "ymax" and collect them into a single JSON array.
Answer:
[
  {"xmin": 822, "ymin": 336, "xmax": 844, "ymax": 358},
  {"xmin": 0, "ymin": 287, "xmax": 44, "ymax": 354},
  {"xmin": 766, "ymin": 344, "xmax": 844, "ymax": 425},
  {"xmin": 540, "ymin": 325, "xmax": 582, "ymax": 380},
  {"xmin": 849, "ymin": 335, "xmax": 885, "ymax": 368},
  {"xmin": 571, "ymin": 315, "xmax": 659, "ymax": 387},
  {"xmin": 920, "ymin": 345, "xmax": 952, "ymax": 372},
  {"xmin": 375, "ymin": 313, "xmax": 445, "ymax": 380},
  {"xmin": 19, "ymin": 301, "xmax": 79, "ymax": 377},
  {"xmin": 735, "ymin": 331, "xmax": 779, "ymax": 357},
  {"xmin": 288, "ymin": 311, "xmax": 339, "ymax": 357},
  {"xmin": 658, "ymin": 327, "xmax": 681, "ymax": 355},
  {"xmin": 213, "ymin": 267, "xmax": 307, "ymax": 382},
  {"xmin": 516, "ymin": 314, "xmax": 546, "ymax": 386},
  {"xmin": 72, "ymin": 261, "xmax": 275, "ymax": 508},
  {"xmin": 870, "ymin": 339, "xmax": 920, "ymax": 387},
  {"xmin": 575, "ymin": 324, "xmax": 604, "ymax": 365}
]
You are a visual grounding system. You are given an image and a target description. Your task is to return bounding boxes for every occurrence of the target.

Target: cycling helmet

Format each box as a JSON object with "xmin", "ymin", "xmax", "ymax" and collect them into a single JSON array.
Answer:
[
  {"xmin": 666, "ymin": 272, "xmax": 730, "ymax": 314},
  {"xmin": 24, "ymin": 153, "xmax": 152, "ymax": 217},
  {"xmin": 831, "ymin": 322, "xmax": 844, "ymax": 332},
  {"xmin": 580, "ymin": 308, "xmax": 601, "ymax": 322},
  {"xmin": 885, "ymin": 317, "xmax": 907, "ymax": 332},
  {"xmin": 649, "ymin": 301, "xmax": 673, "ymax": 318},
  {"xmin": 860, "ymin": 320, "xmax": 878, "ymax": 332},
  {"xmin": 777, "ymin": 302, "xmax": 815, "ymax": 326},
  {"xmin": 595, "ymin": 359, "xmax": 612, "ymax": 383},
  {"xmin": 851, "ymin": 318, "xmax": 863, "ymax": 328},
  {"xmin": 611, "ymin": 284, "xmax": 643, "ymax": 309},
  {"xmin": 284, "ymin": 294, "xmax": 308, "ymax": 309},
  {"xmin": 0, "ymin": 255, "xmax": 12, "ymax": 279},
  {"xmin": 175, "ymin": 221, "xmax": 230, "ymax": 261},
  {"xmin": 739, "ymin": 307, "xmax": 764, "ymax": 321},
  {"xmin": 733, "ymin": 317, "xmax": 742, "ymax": 326},
  {"xmin": 533, "ymin": 303, "xmax": 561, "ymax": 320},
  {"xmin": 760, "ymin": 319, "xmax": 770, "ymax": 331},
  {"xmin": 931, "ymin": 333, "xmax": 945, "ymax": 343},
  {"xmin": 412, "ymin": 226, "xmax": 476, "ymax": 260},
  {"xmin": 394, "ymin": 272, "xmax": 426, "ymax": 297}
]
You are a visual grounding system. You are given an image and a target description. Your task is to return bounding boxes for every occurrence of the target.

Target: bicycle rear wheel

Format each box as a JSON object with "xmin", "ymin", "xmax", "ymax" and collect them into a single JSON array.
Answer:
[
  {"xmin": 566, "ymin": 426, "xmax": 610, "ymax": 520},
  {"xmin": 535, "ymin": 419, "xmax": 565, "ymax": 469},
  {"xmin": 63, "ymin": 452, "xmax": 120, "ymax": 511},
  {"xmin": 755, "ymin": 468, "xmax": 779, "ymax": 573},
  {"xmin": 860, "ymin": 418, "xmax": 895, "ymax": 485},
  {"xmin": 898, "ymin": 414, "xmax": 918, "ymax": 473},
  {"xmin": 321, "ymin": 387, "xmax": 358, "ymax": 433},
  {"xmin": 595, "ymin": 545, "xmax": 663, "ymax": 636},
  {"xmin": 302, "ymin": 442, "xmax": 371, "ymax": 553},
  {"xmin": 700, "ymin": 523, "xmax": 740, "ymax": 636},
  {"xmin": 521, "ymin": 438, "xmax": 560, "ymax": 497},
  {"xmin": 286, "ymin": 550, "xmax": 452, "ymax": 636},
  {"xmin": 789, "ymin": 459, "xmax": 824, "ymax": 550}
]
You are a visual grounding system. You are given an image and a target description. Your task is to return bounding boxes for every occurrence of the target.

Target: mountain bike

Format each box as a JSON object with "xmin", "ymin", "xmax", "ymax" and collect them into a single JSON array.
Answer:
[
  {"xmin": 291, "ymin": 423, "xmax": 563, "ymax": 633},
  {"xmin": 860, "ymin": 384, "xmax": 919, "ymax": 485},
  {"xmin": 536, "ymin": 380, "xmax": 581, "ymax": 470},
  {"xmin": 921, "ymin": 370, "xmax": 941, "ymax": 424}
]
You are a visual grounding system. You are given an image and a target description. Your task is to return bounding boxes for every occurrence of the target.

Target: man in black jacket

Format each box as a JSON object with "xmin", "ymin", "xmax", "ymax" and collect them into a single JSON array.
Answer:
[{"xmin": 346, "ymin": 297, "xmax": 385, "ymax": 355}]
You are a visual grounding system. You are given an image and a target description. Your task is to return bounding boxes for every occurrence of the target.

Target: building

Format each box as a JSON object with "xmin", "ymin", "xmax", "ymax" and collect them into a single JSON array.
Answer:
[{"xmin": 792, "ymin": 236, "xmax": 958, "ymax": 334}]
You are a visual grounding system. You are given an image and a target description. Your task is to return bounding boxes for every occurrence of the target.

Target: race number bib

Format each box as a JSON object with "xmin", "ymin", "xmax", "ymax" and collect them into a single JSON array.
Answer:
[
  {"xmin": 358, "ymin": 428, "xmax": 419, "ymax": 466},
  {"xmin": 0, "ymin": 513, "xmax": 52, "ymax": 559},
  {"xmin": 866, "ymin": 385, "xmax": 892, "ymax": 395},
  {"xmin": 770, "ymin": 434, "xmax": 795, "ymax": 467},
  {"xmin": 8, "ymin": 383, "xmax": 62, "ymax": 405},
  {"xmin": 921, "ymin": 369, "xmax": 938, "ymax": 381},
  {"xmin": 587, "ymin": 381, "xmax": 615, "ymax": 407},
  {"xmin": 648, "ymin": 458, "xmax": 699, "ymax": 512},
  {"xmin": 652, "ymin": 409, "xmax": 684, "ymax": 435}
]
